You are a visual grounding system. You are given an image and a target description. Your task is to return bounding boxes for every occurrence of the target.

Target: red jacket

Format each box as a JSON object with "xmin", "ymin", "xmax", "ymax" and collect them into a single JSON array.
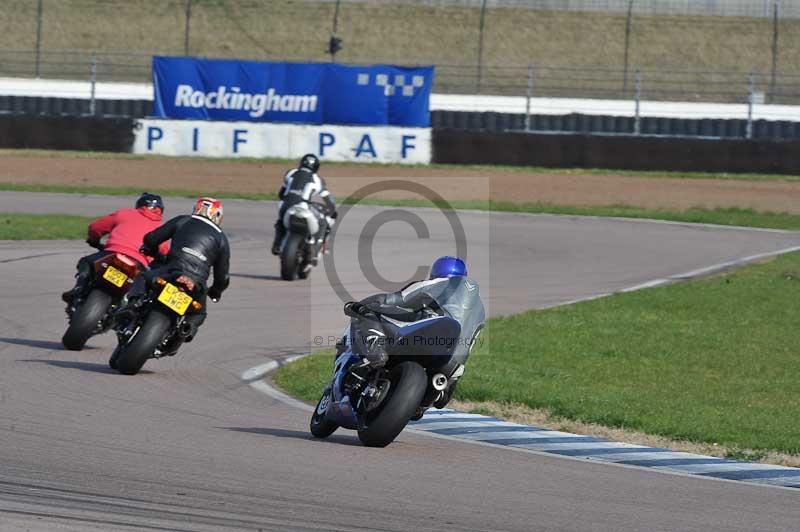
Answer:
[{"xmin": 87, "ymin": 207, "xmax": 169, "ymax": 266}]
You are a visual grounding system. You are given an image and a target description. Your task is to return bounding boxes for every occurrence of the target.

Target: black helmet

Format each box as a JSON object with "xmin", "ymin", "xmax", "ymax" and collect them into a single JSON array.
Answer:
[
  {"xmin": 299, "ymin": 153, "xmax": 320, "ymax": 173},
  {"xmin": 136, "ymin": 192, "xmax": 164, "ymax": 212}
]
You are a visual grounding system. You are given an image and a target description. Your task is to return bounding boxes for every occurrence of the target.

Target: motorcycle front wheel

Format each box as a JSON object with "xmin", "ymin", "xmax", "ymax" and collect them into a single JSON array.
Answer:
[
  {"xmin": 115, "ymin": 309, "xmax": 172, "ymax": 375},
  {"xmin": 357, "ymin": 361, "xmax": 427, "ymax": 448},
  {"xmin": 309, "ymin": 387, "xmax": 338, "ymax": 438}
]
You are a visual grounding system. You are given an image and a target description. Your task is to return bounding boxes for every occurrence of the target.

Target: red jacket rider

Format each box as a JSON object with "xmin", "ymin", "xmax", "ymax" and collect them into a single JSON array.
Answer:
[
  {"xmin": 62, "ymin": 193, "xmax": 169, "ymax": 303},
  {"xmin": 87, "ymin": 206, "xmax": 169, "ymax": 265}
]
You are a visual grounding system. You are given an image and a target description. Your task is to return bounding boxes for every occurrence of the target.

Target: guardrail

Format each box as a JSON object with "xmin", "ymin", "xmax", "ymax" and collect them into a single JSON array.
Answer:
[{"xmin": 2, "ymin": 49, "xmax": 800, "ymax": 107}]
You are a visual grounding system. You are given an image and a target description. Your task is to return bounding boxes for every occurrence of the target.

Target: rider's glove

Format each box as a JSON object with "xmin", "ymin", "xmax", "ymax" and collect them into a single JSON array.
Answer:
[
  {"xmin": 345, "ymin": 301, "xmax": 376, "ymax": 320},
  {"xmin": 87, "ymin": 238, "xmax": 103, "ymax": 250},
  {"xmin": 140, "ymin": 244, "xmax": 156, "ymax": 257}
]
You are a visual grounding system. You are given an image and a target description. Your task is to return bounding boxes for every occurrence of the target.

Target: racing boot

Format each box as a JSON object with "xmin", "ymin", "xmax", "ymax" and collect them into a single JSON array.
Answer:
[
  {"xmin": 271, "ymin": 220, "xmax": 285, "ymax": 256},
  {"xmin": 112, "ymin": 281, "xmax": 145, "ymax": 329},
  {"xmin": 61, "ymin": 268, "xmax": 91, "ymax": 303}
]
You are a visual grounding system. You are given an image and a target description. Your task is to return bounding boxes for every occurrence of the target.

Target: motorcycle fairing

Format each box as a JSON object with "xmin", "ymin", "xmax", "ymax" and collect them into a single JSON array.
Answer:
[
  {"xmin": 282, "ymin": 203, "xmax": 320, "ymax": 236},
  {"xmin": 326, "ymin": 350, "xmax": 362, "ymax": 430}
]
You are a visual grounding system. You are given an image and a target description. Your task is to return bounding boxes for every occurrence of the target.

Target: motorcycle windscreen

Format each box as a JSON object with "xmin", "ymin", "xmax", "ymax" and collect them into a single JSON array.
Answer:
[{"xmin": 390, "ymin": 316, "xmax": 462, "ymax": 364}]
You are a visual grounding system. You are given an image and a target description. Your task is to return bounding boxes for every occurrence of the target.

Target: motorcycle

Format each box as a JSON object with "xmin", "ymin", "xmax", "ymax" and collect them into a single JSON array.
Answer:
[
  {"xmin": 62, "ymin": 247, "xmax": 144, "ymax": 351},
  {"xmin": 110, "ymin": 272, "xmax": 205, "ymax": 375},
  {"xmin": 278, "ymin": 202, "xmax": 331, "ymax": 281},
  {"xmin": 309, "ymin": 305, "xmax": 465, "ymax": 447}
]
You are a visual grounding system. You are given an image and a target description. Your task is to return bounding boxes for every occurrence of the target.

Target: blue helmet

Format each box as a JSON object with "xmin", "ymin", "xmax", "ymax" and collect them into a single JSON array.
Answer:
[{"xmin": 430, "ymin": 256, "xmax": 467, "ymax": 279}]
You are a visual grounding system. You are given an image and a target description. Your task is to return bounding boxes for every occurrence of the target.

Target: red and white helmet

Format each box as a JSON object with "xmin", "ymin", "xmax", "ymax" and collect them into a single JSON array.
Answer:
[{"xmin": 192, "ymin": 197, "xmax": 223, "ymax": 226}]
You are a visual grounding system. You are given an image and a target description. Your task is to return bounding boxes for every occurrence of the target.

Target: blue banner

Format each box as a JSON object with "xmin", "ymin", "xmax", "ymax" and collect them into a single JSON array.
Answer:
[{"xmin": 152, "ymin": 56, "xmax": 433, "ymax": 127}]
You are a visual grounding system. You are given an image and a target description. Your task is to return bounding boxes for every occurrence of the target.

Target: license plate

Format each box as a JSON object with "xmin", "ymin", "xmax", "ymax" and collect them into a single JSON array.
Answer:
[
  {"xmin": 102, "ymin": 265, "xmax": 128, "ymax": 288},
  {"xmin": 157, "ymin": 283, "xmax": 193, "ymax": 315}
]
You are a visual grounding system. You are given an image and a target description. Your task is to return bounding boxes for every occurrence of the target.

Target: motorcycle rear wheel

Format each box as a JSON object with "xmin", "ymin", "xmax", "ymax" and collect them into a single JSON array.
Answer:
[
  {"xmin": 115, "ymin": 309, "xmax": 172, "ymax": 375},
  {"xmin": 357, "ymin": 361, "xmax": 427, "ymax": 448},
  {"xmin": 280, "ymin": 233, "xmax": 304, "ymax": 281},
  {"xmin": 62, "ymin": 289, "xmax": 112, "ymax": 351}
]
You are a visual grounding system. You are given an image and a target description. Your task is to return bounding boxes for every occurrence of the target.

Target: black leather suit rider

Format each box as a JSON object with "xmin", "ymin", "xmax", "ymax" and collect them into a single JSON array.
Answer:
[
  {"xmin": 141, "ymin": 214, "xmax": 231, "ymax": 302},
  {"xmin": 271, "ymin": 167, "xmax": 337, "ymax": 255}
]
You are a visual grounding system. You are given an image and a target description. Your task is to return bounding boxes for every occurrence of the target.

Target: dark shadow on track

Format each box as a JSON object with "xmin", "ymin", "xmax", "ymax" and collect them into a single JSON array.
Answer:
[
  {"xmin": 0, "ymin": 337, "xmax": 65, "ymax": 350},
  {"xmin": 229, "ymin": 273, "xmax": 284, "ymax": 281},
  {"xmin": 19, "ymin": 358, "xmax": 153, "ymax": 375},
  {"xmin": 222, "ymin": 426, "xmax": 362, "ymax": 446}
]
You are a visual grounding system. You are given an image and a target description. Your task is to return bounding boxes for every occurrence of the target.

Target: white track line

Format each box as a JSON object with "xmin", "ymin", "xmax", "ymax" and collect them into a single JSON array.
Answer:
[{"xmin": 242, "ymin": 356, "xmax": 313, "ymax": 413}]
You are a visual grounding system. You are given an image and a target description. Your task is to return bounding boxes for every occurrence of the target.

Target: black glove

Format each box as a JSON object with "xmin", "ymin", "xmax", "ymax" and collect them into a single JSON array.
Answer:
[
  {"xmin": 344, "ymin": 301, "xmax": 375, "ymax": 319},
  {"xmin": 87, "ymin": 238, "xmax": 103, "ymax": 250},
  {"xmin": 140, "ymin": 244, "xmax": 157, "ymax": 257},
  {"xmin": 208, "ymin": 286, "xmax": 222, "ymax": 302}
]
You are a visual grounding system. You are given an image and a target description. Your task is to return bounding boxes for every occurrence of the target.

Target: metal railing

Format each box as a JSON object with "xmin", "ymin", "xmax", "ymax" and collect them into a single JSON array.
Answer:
[
  {"xmin": 2, "ymin": 49, "xmax": 800, "ymax": 104},
  {"xmin": 6, "ymin": 0, "xmax": 800, "ymax": 90},
  {"xmin": 310, "ymin": 1, "xmax": 800, "ymax": 19}
]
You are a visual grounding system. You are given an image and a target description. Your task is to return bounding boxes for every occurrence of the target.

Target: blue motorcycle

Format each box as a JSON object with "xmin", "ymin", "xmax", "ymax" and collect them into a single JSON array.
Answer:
[{"xmin": 310, "ymin": 305, "xmax": 462, "ymax": 447}]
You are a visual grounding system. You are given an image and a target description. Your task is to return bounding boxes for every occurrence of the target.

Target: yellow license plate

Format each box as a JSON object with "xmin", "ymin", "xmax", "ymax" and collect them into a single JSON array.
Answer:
[
  {"xmin": 157, "ymin": 283, "xmax": 193, "ymax": 315},
  {"xmin": 102, "ymin": 265, "xmax": 128, "ymax": 287}
]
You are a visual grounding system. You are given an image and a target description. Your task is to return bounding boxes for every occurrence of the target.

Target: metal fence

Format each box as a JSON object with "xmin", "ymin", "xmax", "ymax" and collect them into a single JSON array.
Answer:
[
  {"xmin": 312, "ymin": 0, "xmax": 800, "ymax": 18},
  {"xmin": 1, "ymin": 0, "xmax": 799, "ymax": 105},
  {"xmin": 3, "ymin": 50, "xmax": 799, "ymax": 138},
  {"xmin": 2, "ymin": 49, "xmax": 798, "ymax": 104}
]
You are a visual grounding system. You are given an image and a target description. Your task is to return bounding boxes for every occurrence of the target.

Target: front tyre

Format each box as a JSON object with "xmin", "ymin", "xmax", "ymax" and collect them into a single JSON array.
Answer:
[
  {"xmin": 357, "ymin": 362, "xmax": 427, "ymax": 448},
  {"xmin": 62, "ymin": 289, "xmax": 112, "ymax": 351},
  {"xmin": 280, "ymin": 232, "xmax": 304, "ymax": 281},
  {"xmin": 310, "ymin": 387, "xmax": 338, "ymax": 438},
  {"xmin": 115, "ymin": 309, "xmax": 171, "ymax": 375}
]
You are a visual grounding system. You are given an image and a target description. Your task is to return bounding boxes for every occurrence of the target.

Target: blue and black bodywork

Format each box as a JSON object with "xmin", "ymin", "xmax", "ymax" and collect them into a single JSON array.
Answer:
[{"xmin": 322, "ymin": 314, "xmax": 461, "ymax": 431}]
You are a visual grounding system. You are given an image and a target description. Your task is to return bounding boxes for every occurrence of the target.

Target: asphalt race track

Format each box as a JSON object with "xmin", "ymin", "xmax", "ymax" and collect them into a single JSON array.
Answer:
[{"xmin": 1, "ymin": 191, "xmax": 799, "ymax": 531}]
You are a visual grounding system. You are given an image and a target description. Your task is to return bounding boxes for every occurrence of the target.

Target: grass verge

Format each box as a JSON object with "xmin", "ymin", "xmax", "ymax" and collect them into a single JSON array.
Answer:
[
  {"xmin": 0, "ymin": 213, "xmax": 91, "ymax": 240},
  {"xmin": 3, "ymin": 148, "xmax": 800, "ymax": 182},
  {"xmin": 4, "ymin": 182, "xmax": 800, "ymax": 231},
  {"xmin": 273, "ymin": 251, "xmax": 800, "ymax": 459}
]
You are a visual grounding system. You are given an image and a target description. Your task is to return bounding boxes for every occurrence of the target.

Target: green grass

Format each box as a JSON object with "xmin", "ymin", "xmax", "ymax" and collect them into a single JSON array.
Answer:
[
  {"xmin": 5, "ymin": 181, "xmax": 800, "ymax": 231},
  {"xmin": 272, "ymin": 353, "xmax": 335, "ymax": 406},
  {"xmin": 2, "ymin": 1, "xmax": 799, "ymax": 100},
  {"xmin": 370, "ymin": 200, "xmax": 800, "ymax": 231},
  {"xmin": 4, "ymin": 149, "xmax": 800, "ymax": 182},
  {"xmin": 0, "ymin": 213, "xmax": 91, "ymax": 240},
  {"xmin": 0, "ymin": 182, "xmax": 280, "ymax": 202},
  {"xmin": 275, "ymin": 251, "xmax": 800, "ymax": 454}
]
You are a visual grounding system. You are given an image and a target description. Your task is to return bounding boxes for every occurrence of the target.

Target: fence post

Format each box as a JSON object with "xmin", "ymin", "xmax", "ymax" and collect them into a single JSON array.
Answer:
[
  {"xmin": 328, "ymin": 0, "xmax": 342, "ymax": 62},
  {"xmin": 769, "ymin": 0, "xmax": 779, "ymax": 102},
  {"xmin": 184, "ymin": 0, "xmax": 192, "ymax": 56},
  {"xmin": 34, "ymin": 0, "xmax": 43, "ymax": 77},
  {"xmin": 476, "ymin": 0, "xmax": 487, "ymax": 92},
  {"xmin": 746, "ymin": 71, "xmax": 755, "ymax": 139},
  {"xmin": 634, "ymin": 69, "xmax": 641, "ymax": 135},
  {"xmin": 622, "ymin": 0, "xmax": 634, "ymax": 93},
  {"xmin": 89, "ymin": 52, "xmax": 97, "ymax": 116},
  {"xmin": 524, "ymin": 64, "xmax": 533, "ymax": 131}
]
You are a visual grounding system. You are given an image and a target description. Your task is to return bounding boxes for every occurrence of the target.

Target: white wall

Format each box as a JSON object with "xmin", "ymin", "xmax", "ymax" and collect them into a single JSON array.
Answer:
[{"xmin": 133, "ymin": 119, "xmax": 431, "ymax": 164}]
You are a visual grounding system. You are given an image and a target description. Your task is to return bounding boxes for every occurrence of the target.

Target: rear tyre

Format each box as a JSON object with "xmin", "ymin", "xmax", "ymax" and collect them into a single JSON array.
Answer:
[
  {"xmin": 115, "ymin": 310, "xmax": 171, "ymax": 375},
  {"xmin": 310, "ymin": 387, "xmax": 338, "ymax": 438},
  {"xmin": 280, "ymin": 233, "xmax": 304, "ymax": 281},
  {"xmin": 357, "ymin": 362, "xmax": 427, "ymax": 448},
  {"xmin": 62, "ymin": 289, "xmax": 112, "ymax": 351}
]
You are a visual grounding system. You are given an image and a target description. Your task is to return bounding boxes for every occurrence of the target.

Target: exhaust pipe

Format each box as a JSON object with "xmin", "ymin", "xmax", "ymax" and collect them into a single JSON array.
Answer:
[
  {"xmin": 178, "ymin": 321, "xmax": 194, "ymax": 339},
  {"xmin": 432, "ymin": 373, "xmax": 448, "ymax": 391}
]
